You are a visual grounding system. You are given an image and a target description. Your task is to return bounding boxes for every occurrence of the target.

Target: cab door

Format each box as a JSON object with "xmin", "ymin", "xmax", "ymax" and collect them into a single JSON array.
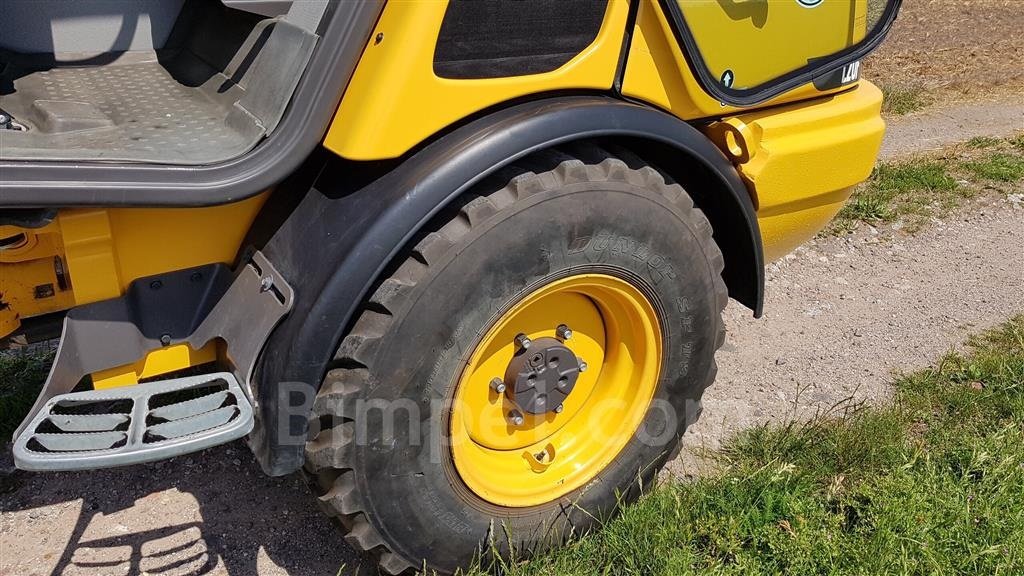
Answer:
[{"xmin": 662, "ymin": 0, "xmax": 901, "ymax": 105}]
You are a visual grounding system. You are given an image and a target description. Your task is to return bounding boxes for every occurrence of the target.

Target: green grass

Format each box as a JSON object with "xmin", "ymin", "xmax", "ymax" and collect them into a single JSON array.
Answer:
[
  {"xmin": 966, "ymin": 136, "xmax": 1001, "ymax": 150},
  {"xmin": 961, "ymin": 153, "xmax": 1024, "ymax": 182},
  {"xmin": 832, "ymin": 159, "xmax": 965, "ymax": 233},
  {"xmin": 829, "ymin": 136, "xmax": 1024, "ymax": 234},
  {"xmin": 456, "ymin": 316, "xmax": 1024, "ymax": 576},
  {"xmin": 0, "ymin": 349, "xmax": 53, "ymax": 442},
  {"xmin": 881, "ymin": 86, "xmax": 930, "ymax": 116}
]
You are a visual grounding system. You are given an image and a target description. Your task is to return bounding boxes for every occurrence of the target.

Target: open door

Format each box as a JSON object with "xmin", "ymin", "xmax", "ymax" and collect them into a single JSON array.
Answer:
[{"xmin": 662, "ymin": 0, "xmax": 901, "ymax": 105}]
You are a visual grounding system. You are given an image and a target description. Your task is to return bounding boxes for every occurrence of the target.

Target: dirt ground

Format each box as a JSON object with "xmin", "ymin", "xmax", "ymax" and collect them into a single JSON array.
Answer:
[
  {"xmin": 864, "ymin": 0, "xmax": 1024, "ymax": 105},
  {"xmin": 672, "ymin": 186, "xmax": 1024, "ymax": 477},
  {"xmin": 3, "ymin": 3, "xmax": 1023, "ymax": 575}
]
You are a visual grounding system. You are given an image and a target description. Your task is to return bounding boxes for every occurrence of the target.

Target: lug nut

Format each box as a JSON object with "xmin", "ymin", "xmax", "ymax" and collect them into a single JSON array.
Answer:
[
  {"xmin": 508, "ymin": 409, "xmax": 525, "ymax": 426},
  {"xmin": 514, "ymin": 333, "xmax": 532, "ymax": 351},
  {"xmin": 579, "ymin": 360, "xmax": 588, "ymax": 373},
  {"xmin": 490, "ymin": 377, "xmax": 507, "ymax": 394},
  {"xmin": 554, "ymin": 404, "xmax": 564, "ymax": 414},
  {"xmin": 556, "ymin": 324, "xmax": 572, "ymax": 340}
]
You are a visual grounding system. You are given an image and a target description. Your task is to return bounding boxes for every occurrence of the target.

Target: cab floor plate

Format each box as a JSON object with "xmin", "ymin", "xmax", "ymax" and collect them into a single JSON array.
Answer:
[{"xmin": 13, "ymin": 372, "xmax": 253, "ymax": 471}]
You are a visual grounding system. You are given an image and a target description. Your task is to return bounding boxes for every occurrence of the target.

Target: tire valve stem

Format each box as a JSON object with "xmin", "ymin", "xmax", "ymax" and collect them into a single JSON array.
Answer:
[
  {"xmin": 555, "ymin": 324, "xmax": 572, "ymax": 340},
  {"xmin": 514, "ymin": 333, "xmax": 532, "ymax": 352},
  {"xmin": 508, "ymin": 409, "xmax": 525, "ymax": 426},
  {"xmin": 490, "ymin": 377, "xmax": 507, "ymax": 394}
]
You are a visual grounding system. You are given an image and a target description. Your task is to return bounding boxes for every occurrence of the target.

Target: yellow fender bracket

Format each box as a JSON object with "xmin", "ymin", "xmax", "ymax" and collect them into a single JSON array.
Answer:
[
  {"xmin": 91, "ymin": 344, "xmax": 216, "ymax": 389},
  {"xmin": 705, "ymin": 81, "xmax": 886, "ymax": 261},
  {"xmin": 0, "ymin": 196, "xmax": 265, "ymax": 387},
  {"xmin": 323, "ymin": 0, "xmax": 629, "ymax": 160}
]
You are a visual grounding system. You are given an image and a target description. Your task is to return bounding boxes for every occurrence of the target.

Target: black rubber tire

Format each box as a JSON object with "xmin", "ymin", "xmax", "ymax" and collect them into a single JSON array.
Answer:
[{"xmin": 303, "ymin": 145, "xmax": 728, "ymax": 575}]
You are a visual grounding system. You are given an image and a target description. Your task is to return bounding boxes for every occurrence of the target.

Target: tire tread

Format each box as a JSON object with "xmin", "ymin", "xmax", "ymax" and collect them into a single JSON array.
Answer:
[{"xmin": 304, "ymin": 147, "xmax": 729, "ymax": 574}]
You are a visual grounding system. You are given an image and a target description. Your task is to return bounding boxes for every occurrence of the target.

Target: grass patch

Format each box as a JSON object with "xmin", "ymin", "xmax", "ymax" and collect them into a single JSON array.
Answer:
[
  {"xmin": 961, "ymin": 153, "xmax": 1024, "ymax": 182},
  {"xmin": 880, "ymin": 85, "xmax": 930, "ymax": 116},
  {"xmin": 832, "ymin": 159, "xmax": 965, "ymax": 233},
  {"xmin": 966, "ymin": 136, "xmax": 1001, "ymax": 149},
  {"xmin": 0, "ymin": 348, "xmax": 53, "ymax": 442},
  {"xmin": 829, "ymin": 136, "xmax": 1024, "ymax": 234},
  {"xmin": 454, "ymin": 317, "xmax": 1024, "ymax": 575}
]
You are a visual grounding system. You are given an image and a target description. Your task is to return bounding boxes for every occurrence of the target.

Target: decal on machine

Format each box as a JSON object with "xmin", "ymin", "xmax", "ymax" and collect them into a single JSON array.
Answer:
[{"xmin": 720, "ymin": 69, "xmax": 735, "ymax": 88}]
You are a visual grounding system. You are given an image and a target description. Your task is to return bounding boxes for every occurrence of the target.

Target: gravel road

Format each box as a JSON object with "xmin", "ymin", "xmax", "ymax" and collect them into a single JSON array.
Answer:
[
  {"xmin": 671, "ymin": 192, "xmax": 1024, "ymax": 477},
  {"xmin": 3, "ymin": 104, "xmax": 1023, "ymax": 576}
]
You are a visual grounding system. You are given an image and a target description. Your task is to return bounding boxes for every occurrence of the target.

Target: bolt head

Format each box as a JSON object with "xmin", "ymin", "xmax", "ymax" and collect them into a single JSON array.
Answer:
[
  {"xmin": 579, "ymin": 361, "xmax": 588, "ymax": 373},
  {"xmin": 514, "ymin": 333, "xmax": 532, "ymax": 351},
  {"xmin": 556, "ymin": 324, "xmax": 572, "ymax": 340},
  {"xmin": 490, "ymin": 377, "xmax": 507, "ymax": 394},
  {"xmin": 260, "ymin": 275, "xmax": 274, "ymax": 292},
  {"xmin": 554, "ymin": 404, "xmax": 564, "ymax": 413},
  {"xmin": 508, "ymin": 410, "xmax": 524, "ymax": 426}
]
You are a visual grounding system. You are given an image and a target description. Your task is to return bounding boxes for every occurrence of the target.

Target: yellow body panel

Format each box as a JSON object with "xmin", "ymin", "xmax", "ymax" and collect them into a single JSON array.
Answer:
[
  {"xmin": 0, "ymin": 222, "xmax": 76, "ymax": 332},
  {"xmin": 57, "ymin": 197, "xmax": 265, "ymax": 305},
  {"xmin": 0, "ymin": 195, "xmax": 266, "ymax": 384},
  {"xmin": 323, "ymin": 0, "xmax": 629, "ymax": 160},
  {"xmin": 676, "ymin": 0, "xmax": 866, "ymax": 90},
  {"xmin": 705, "ymin": 81, "xmax": 886, "ymax": 261},
  {"xmin": 324, "ymin": 0, "xmax": 867, "ymax": 159}
]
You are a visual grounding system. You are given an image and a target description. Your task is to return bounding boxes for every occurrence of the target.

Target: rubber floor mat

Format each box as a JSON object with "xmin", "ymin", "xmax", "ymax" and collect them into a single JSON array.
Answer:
[{"xmin": 0, "ymin": 55, "xmax": 262, "ymax": 165}]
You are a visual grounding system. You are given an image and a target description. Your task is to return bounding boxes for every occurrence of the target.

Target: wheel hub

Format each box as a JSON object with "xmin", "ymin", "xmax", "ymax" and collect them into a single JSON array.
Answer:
[
  {"xmin": 503, "ymin": 337, "xmax": 581, "ymax": 415},
  {"xmin": 449, "ymin": 274, "xmax": 663, "ymax": 507}
]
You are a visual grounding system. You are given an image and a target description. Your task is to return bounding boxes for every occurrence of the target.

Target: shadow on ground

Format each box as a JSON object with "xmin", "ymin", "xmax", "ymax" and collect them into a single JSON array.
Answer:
[{"xmin": 1, "ymin": 441, "xmax": 371, "ymax": 576}]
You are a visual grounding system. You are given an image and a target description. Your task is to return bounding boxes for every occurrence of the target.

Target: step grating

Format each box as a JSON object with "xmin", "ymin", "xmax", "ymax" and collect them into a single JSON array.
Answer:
[{"xmin": 13, "ymin": 372, "xmax": 254, "ymax": 471}]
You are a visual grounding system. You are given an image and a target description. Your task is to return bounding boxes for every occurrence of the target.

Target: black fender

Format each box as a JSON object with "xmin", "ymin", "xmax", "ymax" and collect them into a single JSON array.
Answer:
[{"xmin": 252, "ymin": 95, "xmax": 763, "ymax": 475}]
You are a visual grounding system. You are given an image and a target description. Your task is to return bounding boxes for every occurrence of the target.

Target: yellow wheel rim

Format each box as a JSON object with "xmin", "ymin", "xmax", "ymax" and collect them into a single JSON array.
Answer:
[{"xmin": 450, "ymin": 274, "xmax": 662, "ymax": 507}]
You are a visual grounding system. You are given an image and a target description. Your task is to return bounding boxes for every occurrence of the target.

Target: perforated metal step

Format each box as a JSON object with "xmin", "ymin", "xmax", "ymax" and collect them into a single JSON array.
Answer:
[{"xmin": 13, "ymin": 373, "xmax": 253, "ymax": 471}]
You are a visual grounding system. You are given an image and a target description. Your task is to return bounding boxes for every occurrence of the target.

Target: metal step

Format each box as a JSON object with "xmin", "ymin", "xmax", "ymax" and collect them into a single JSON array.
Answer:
[{"xmin": 13, "ymin": 372, "xmax": 254, "ymax": 471}]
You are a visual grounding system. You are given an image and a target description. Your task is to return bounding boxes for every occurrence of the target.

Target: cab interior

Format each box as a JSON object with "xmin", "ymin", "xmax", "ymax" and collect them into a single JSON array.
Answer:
[{"xmin": 0, "ymin": 0, "xmax": 321, "ymax": 165}]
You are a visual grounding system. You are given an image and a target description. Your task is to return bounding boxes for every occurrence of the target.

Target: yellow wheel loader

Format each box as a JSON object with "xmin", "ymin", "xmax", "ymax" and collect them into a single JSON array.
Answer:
[{"xmin": 0, "ymin": 0, "xmax": 901, "ymax": 572}]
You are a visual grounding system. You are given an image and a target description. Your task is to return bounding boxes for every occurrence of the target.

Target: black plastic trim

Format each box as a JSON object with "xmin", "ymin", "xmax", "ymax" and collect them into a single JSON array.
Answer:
[
  {"xmin": 250, "ymin": 95, "xmax": 764, "ymax": 475},
  {"xmin": 658, "ymin": 0, "xmax": 902, "ymax": 107},
  {"xmin": 0, "ymin": 1, "xmax": 384, "ymax": 208},
  {"xmin": 612, "ymin": 0, "xmax": 641, "ymax": 95},
  {"xmin": 0, "ymin": 311, "xmax": 65, "ymax": 348}
]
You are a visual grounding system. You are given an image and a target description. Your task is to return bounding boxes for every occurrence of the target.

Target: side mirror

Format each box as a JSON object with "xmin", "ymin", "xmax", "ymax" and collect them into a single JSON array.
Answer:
[{"xmin": 662, "ymin": 0, "xmax": 903, "ymax": 105}]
